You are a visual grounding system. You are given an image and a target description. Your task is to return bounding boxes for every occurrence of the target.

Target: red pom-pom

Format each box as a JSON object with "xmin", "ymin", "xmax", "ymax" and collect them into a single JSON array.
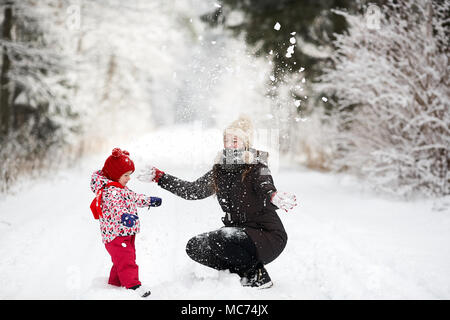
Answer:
[{"xmin": 111, "ymin": 148, "xmax": 122, "ymax": 158}]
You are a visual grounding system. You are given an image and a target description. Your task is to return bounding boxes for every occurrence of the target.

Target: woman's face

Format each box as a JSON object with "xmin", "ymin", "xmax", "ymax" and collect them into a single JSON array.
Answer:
[{"xmin": 224, "ymin": 133, "xmax": 245, "ymax": 149}]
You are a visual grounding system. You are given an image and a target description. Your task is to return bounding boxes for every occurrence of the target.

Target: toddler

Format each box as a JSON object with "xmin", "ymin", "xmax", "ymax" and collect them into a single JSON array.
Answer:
[{"xmin": 90, "ymin": 148, "xmax": 161, "ymax": 298}]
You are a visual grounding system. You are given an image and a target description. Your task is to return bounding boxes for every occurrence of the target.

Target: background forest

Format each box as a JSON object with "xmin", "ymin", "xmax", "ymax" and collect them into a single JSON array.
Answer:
[{"xmin": 0, "ymin": 0, "xmax": 448, "ymax": 196}]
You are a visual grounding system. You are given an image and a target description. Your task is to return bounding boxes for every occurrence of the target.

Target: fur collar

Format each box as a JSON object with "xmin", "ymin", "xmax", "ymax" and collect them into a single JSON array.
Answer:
[{"xmin": 214, "ymin": 148, "xmax": 269, "ymax": 166}]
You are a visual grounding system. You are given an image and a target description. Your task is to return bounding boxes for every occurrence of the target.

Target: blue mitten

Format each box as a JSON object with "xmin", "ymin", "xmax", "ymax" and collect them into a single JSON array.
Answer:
[
  {"xmin": 149, "ymin": 197, "xmax": 162, "ymax": 207},
  {"xmin": 121, "ymin": 213, "xmax": 139, "ymax": 227}
]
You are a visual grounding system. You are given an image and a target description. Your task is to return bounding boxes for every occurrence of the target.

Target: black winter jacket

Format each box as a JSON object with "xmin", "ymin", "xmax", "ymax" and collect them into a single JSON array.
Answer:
[{"xmin": 157, "ymin": 162, "xmax": 287, "ymax": 264}]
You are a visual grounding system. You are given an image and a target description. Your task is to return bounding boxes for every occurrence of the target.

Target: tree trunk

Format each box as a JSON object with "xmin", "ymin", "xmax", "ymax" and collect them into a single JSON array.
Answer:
[{"xmin": 0, "ymin": 3, "xmax": 13, "ymax": 136}]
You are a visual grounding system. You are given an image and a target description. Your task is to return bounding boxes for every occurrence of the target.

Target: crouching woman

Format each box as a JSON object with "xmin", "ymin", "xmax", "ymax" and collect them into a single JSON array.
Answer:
[{"xmin": 139, "ymin": 116, "xmax": 297, "ymax": 288}]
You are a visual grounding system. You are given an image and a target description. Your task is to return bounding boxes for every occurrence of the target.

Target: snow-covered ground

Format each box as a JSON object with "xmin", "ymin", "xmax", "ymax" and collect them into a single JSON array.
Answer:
[{"xmin": 0, "ymin": 126, "xmax": 449, "ymax": 300}]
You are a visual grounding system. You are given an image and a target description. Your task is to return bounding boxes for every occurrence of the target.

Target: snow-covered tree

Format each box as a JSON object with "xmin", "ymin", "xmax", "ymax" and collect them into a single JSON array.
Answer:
[
  {"xmin": 0, "ymin": 0, "xmax": 79, "ymax": 191},
  {"xmin": 316, "ymin": 0, "xmax": 449, "ymax": 197},
  {"xmin": 69, "ymin": 0, "xmax": 186, "ymax": 136},
  {"xmin": 0, "ymin": 0, "xmax": 276, "ymax": 191}
]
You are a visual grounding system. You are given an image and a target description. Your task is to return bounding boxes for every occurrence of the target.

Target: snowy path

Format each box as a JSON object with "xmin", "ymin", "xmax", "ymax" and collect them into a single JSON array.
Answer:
[{"xmin": 0, "ymin": 127, "xmax": 449, "ymax": 299}]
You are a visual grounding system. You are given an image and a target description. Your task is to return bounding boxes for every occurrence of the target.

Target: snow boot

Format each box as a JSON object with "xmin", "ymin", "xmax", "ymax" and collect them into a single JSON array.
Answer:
[
  {"xmin": 129, "ymin": 284, "xmax": 151, "ymax": 298},
  {"xmin": 240, "ymin": 265, "xmax": 273, "ymax": 289}
]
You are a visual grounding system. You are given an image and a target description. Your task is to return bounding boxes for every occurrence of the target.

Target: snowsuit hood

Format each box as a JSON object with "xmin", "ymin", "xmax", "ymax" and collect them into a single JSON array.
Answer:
[{"xmin": 90, "ymin": 170, "xmax": 111, "ymax": 194}]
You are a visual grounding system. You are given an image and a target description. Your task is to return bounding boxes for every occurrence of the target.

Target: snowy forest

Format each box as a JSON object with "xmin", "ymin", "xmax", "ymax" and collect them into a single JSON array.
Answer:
[
  {"xmin": 0, "ymin": 0, "xmax": 449, "ymax": 300},
  {"xmin": 0, "ymin": 0, "xmax": 448, "ymax": 198}
]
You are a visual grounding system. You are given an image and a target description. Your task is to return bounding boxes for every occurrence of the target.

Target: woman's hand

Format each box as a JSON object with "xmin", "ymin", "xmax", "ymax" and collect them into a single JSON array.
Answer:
[
  {"xmin": 270, "ymin": 191, "xmax": 297, "ymax": 212},
  {"xmin": 137, "ymin": 165, "xmax": 164, "ymax": 183}
]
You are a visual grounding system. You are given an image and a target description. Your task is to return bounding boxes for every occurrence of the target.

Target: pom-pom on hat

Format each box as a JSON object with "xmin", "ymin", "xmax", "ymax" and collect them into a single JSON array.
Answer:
[{"xmin": 102, "ymin": 148, "xmax": 135, "ymax": 182}]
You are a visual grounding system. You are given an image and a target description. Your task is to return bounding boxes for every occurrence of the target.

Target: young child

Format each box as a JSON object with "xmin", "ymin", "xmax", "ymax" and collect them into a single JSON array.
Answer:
[{"xmin": 90, "ymin": 147, "xmax": 161, "ymax": 298}]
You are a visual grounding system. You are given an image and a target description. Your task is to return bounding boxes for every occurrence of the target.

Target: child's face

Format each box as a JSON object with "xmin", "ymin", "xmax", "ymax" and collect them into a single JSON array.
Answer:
[{"xmin": 119, "ymin": 171, "xmax": 133, "ymax": 186}]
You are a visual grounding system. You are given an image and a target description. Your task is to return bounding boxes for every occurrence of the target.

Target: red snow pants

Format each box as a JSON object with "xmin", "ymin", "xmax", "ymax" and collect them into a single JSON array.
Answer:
[{"xmin": 104, "ymin": 235, "xmax": 141, "ymax": 289}]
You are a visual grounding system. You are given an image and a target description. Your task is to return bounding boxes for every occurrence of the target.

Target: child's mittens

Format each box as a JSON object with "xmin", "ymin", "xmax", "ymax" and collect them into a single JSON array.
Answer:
[
  {"xmin": 137, "ymin": 165, "xmax": 165, "ymax": 183},
  {"xmin": 121, "ymin": 213, "xmax": 139, "ymax": 227},
  {"xmin": 149, "ymin": 197, "xmax": 162, "ymax": 207},
  {"xmin": 270, "ymin": 191, "xmax": 297, "ymax": 212}
]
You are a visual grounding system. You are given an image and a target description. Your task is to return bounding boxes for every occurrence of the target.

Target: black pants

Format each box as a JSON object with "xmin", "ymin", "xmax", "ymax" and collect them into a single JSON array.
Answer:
[{"xmin": 185, "ymin": 227, "xmax": 259, "ymax": 277}]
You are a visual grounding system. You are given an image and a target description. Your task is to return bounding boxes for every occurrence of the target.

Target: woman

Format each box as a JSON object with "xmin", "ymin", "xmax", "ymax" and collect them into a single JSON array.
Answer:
[{"xmin": 138, "ymin": 115, "xmax": 297, "ymax": 288}]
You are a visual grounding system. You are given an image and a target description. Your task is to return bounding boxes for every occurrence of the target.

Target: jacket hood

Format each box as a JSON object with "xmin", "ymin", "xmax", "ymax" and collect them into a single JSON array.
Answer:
[{"xmin": 90, "ymin": 170, "xmax": 113, "ymax": 194}]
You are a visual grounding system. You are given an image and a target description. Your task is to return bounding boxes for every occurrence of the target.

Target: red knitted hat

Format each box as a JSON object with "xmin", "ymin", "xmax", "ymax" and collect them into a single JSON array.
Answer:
[{"xmin": 102, "ymin": 148, "xmax": 135, "ymax": 182}]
